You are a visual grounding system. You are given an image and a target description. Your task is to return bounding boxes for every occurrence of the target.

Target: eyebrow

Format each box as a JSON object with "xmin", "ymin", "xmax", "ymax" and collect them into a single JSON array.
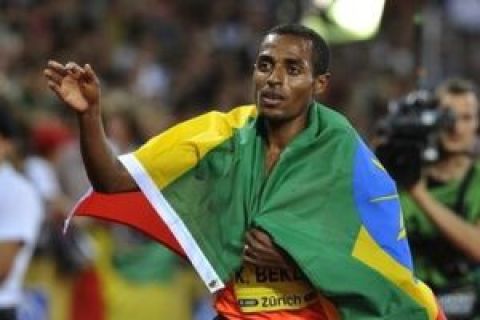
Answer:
[
  {"xmin": 257, "ymin": 54, "xmax": 273, "ymax": 61},
  {"xmin": 257, "ymin": 54, "xmax": 305, "ymax": 66},
  {"xmin": 284, "ymin": 58, "xmax": 305, "ymax": 66}
]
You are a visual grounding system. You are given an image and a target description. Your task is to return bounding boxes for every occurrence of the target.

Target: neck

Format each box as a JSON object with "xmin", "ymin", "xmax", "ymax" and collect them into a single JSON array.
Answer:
[
  {"xmin": 429, "ymin": 154, "xmax": 473, "ymax": 181},
  {"xmin": 265, "ymin": 119, "xmax": 306, "ymax": 150},
  {"xmin": 264, "ymin": 113, "xmax": 308, "ymax": 151}
]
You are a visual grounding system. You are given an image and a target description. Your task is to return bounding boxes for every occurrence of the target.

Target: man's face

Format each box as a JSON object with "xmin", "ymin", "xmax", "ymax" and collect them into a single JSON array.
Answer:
[
  {"xmin": 253, "ymin": 34, "xmax": 326, "ymax": 122},
  {"xmin": 439, "ymin": 92, "xmax": 479, "ymax": 153}
]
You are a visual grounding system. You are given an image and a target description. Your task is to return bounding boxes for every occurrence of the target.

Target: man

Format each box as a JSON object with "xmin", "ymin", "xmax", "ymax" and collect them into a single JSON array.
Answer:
[
  {"xmin": 0, "ymin": 102, "xmax": 44, "ymax": 320},
  {"xmin": 44, "ymin": 24, "xmax": 443, "ymax": 319},
  {"xmin": 402, "ymin": 78, "xmax": 480, "ymax": 318}
]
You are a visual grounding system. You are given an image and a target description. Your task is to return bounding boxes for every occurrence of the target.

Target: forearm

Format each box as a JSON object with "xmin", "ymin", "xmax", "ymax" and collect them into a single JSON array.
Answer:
[
  {"xmin": 410, "ymin": 189, "xmax": 480, "ymax": 261},
  {"xmin": 0, "ymin": 261, "xmax": 9, "ymax": 283},
  {"xmin": 0, "ymin": 242, "xmax": 21, "ymax": 283},
  {"xmin": 77, "ymin": 107, "xmax": 137, "ymax": 193}
]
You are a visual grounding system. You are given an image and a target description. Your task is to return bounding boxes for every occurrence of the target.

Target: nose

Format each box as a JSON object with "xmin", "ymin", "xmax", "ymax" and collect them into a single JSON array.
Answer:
[
  {"xmin": 266, "ymin": 65, "xmax": 284, "ymax": 87},
  {"xmin": 450, "ymin": 117, "xmax": 464, "ymax": 135}
]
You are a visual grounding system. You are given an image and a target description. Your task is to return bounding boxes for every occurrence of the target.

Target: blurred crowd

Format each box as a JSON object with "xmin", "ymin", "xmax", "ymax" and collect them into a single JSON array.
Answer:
[{"xmin": 1, "ymin": 0, "xmax": 480, "ymax": 319}]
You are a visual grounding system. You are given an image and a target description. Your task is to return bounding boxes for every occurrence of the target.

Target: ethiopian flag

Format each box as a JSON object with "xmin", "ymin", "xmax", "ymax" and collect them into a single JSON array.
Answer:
[{"xmin": 68, "ymin": 102, "xmax": 445, "ymax": 319}]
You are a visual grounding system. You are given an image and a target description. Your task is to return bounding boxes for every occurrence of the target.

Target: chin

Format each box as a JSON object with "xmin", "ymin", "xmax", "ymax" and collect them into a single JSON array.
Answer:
[
  {"xmin": 259, "ymin": 107, "xmax": 283, "ymax": 119},
  {"xmin": 261, "ymin": 112, "xmax": 291, "ymax": 124},
  {"xmin": 443, "ymin": 144, "xmax": 469, "ymax": 154}
]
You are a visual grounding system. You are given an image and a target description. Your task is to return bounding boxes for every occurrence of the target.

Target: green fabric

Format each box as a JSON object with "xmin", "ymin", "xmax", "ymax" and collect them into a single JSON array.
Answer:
[
  {"xmin": 159, "ymin": 102, "xmax": 433, "ymax": 319},
  {"xmin": 401, "ymin": 161, "xmax": 480, "ymax": 290},
  {"xmin": 112, "ymin": 242, "xmax": 181, "ymax": 283}
]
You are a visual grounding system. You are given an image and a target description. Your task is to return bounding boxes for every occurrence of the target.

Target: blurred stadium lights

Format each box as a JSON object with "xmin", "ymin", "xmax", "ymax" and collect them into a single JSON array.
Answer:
[
  {"xmin": 302, "ymin": 0, "xmax": 386, "ymax": 44},
  {"xmin": 312, "ymin": 0, "xmax": 334, "ymax": 9}
]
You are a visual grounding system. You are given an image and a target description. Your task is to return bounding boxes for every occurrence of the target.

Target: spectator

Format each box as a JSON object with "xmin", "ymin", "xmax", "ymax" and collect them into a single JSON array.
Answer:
[{"xmin": 0, "ymin": 100, "xmax": 44, "ymax": 320}]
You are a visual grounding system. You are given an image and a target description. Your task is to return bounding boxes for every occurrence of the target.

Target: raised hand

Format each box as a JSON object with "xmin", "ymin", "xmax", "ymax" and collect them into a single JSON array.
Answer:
[{"xmin": 44, "ymin": 60, "xmax": 100, "ymax": 113}]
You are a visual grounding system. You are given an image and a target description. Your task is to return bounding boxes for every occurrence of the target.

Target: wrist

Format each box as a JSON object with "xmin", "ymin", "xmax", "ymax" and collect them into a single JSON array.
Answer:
[
  {"xmin": 77, "ymin": 103, "xmax": 101, "ymax": 119},
  {"xmin": 408, "ymin": 184, "xmax": 428, "ymax": 202}
]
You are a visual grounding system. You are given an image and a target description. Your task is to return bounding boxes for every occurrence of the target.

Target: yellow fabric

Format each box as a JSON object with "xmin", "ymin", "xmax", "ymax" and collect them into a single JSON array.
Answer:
[
  {"xmin": 233, "ymin": 264, "xmax": 317, "ymax": 313},
  {"xmin": 352, "ymin": 227, "xmax": 438, "ymax": 319},
  {"xmin": 24, "ymin": 257, "xmax": 74, "ymax": 320},
  {"xmin": 134, "ymin": 105, "xmax": 257, "ymax": 189},
  {"xmin": 90, "ymin": 227, "xmax": 207, "ymax": 320}
]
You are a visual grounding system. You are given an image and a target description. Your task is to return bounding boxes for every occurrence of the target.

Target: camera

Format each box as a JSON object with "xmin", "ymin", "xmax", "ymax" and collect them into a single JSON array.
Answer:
[{"xmin": 374, "ymin": 90, "xmax": 455, "ymax": 188}]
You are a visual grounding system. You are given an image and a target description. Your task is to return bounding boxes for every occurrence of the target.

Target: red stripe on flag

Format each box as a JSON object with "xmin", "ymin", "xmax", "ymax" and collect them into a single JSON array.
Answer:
[{"xmin": 74, "ymin": 191, "xmax": 186, "ymax": 258}]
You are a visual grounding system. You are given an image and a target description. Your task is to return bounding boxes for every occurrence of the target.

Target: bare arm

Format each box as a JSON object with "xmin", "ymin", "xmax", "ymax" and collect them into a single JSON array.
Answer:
[
  {"xmin": 0, "ymin": 241, "xmax": 22, "ymax": 283},
  {"xmin": 44, "ymin": 61, "xmax": 137, "ymax": 193},
  {"xmin": 77, "ymin": 104, "xmax": 136, "ymax": 193},
  {"xmin": 409, "ymin": 180, "xmax": 480, "ymax": 262}
]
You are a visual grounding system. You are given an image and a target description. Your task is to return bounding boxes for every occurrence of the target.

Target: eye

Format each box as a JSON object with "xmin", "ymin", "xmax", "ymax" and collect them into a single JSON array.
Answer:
[
  {"xmin": 287, "ymin": 64, "xmax": 301, "ymax": 75},
  {"xmin": 256, "ymin": 59, "xmax": 272, "ymax": 73}
]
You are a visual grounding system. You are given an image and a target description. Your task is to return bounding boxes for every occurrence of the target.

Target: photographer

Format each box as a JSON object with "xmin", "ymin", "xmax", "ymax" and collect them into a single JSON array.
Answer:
[{"xmin": 398, "ymin": 78, "xmax": 480, "ymax": 319}]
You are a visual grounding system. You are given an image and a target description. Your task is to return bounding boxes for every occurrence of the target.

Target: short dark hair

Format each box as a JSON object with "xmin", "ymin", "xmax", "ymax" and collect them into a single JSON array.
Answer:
[
  {"xmin": 0, "ymin": 98, "xmax": 18, "ymax": 139},
  {"xmin": 266, "ymin": 24, "xmax": 330, "ymax": 76},
  {"xmin": 436, "ymin": 77, "xmax": 477, "ymax": 98}
]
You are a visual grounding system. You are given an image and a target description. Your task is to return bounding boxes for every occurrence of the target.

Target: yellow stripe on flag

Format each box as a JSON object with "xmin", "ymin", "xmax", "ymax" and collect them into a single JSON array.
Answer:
[
  {"xmin": 134, "ymin": 105, "xmax": 256, "ymax": 189},
  {"xmin": 369, "ymin": 194, "xmax": 398, "ymax": 203},
  {"xmin": 352, "ymin": 227, "xmax": 438, "ymax": 319},
  {"xmin": 372, "ymin": 158, "xmax": 386, "ymax": 172}
]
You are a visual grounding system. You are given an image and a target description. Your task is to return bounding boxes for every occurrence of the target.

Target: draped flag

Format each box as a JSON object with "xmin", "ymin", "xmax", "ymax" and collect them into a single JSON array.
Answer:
[{"xmin": 67, "ymin": 103, "xmax": 445, "ymax": 319}]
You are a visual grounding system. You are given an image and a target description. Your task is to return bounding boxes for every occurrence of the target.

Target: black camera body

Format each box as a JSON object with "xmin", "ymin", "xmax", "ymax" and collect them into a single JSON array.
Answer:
[{"xmin": 374, "ymin": 90, "xmax": 455, "ymax": 188}]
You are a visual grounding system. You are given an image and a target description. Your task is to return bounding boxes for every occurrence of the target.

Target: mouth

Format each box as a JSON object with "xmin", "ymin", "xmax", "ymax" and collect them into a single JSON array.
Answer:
[{"xmin": 259, "ymin": 90, "xmax": 285, "ymax": 107}]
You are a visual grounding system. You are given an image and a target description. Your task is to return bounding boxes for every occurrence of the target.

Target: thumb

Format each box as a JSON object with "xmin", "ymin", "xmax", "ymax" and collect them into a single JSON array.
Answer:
[{"xmin": 84, "ymin": 64, "xmax": 99, "ymax": 84}]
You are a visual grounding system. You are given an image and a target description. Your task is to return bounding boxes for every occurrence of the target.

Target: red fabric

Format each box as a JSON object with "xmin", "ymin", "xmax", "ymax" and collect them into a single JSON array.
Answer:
[
  {"xmin": 71, "ymin": 267, "xmax": 104, "ymax": 320},
  {"xmin": 74, "ymin": 192, "xmax": 445, "ymax": 320},
  {"xmin": 74, "ymin": 191, "xmax": 185, "ymax": 257}
]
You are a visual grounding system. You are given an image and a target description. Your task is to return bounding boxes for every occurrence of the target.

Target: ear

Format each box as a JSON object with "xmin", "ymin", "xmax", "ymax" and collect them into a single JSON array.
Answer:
[{"xmin": 313, "ymin": 73, "xmax": 330, "ymax": 97}]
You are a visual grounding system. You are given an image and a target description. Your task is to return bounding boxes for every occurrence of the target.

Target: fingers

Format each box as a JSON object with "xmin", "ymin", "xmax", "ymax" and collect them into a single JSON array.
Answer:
[
  {"xmin": 44, "ymin": 60, "xmax": 83, "ymax": 84},
  {"xmin": 46, "ymin": 80, "xmax": 60, "ymax": 93},
  {"xmin": 243, "ymin": 246, "xmax": 278, "ymax": 268},
  {"xmin": 46, "ymin": 80, "xmax": 66, "ymax": 103},
  {"xmin": 243, "ymin": 252, "xmax": 270, "ymax": 267},
  {"xmin": 44, "ymin": 60, "xmax": 68, "ymax": 85},
  {"xmin": 44, "ymin": 60, "xmax": 97, "ymax": 86},
  {"xmin": 248, "ymin": 228, "xmax": 273, "ymax": 246},
  {"xmin": 244, "ymin": 232, "xmax": 277, "ymax": 261},
  {"xmin": 243, "ymin": 242, "xmax": 280, "ymax": 261},
  {"xmin": 244, "ymin": 229, "xmax": 273, "ymax": 255},
  {"xmin": 245, "ymin": 231, "xmax": 270, "ymax": 253},
  {"xmin": 84, "ymin": 63, "xmax": 99, "ymax": 84},
  {"xmin": 47, "ymin": 60, "xmax": 67, "ymax": 76},
  {"xmin": 43, "ymin": 68, "xmax": 63, "ymax": 85},
  {"xmin": 243, "ymin": 228, "xmax": 292, "ymax": 268},
  {"xmin": 44, "ymin": 67, "xmax": 64, "ymax": 100},
  {"xmin": 65, "ymin": 61, "xmax": 85, "ymax": 81}
]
